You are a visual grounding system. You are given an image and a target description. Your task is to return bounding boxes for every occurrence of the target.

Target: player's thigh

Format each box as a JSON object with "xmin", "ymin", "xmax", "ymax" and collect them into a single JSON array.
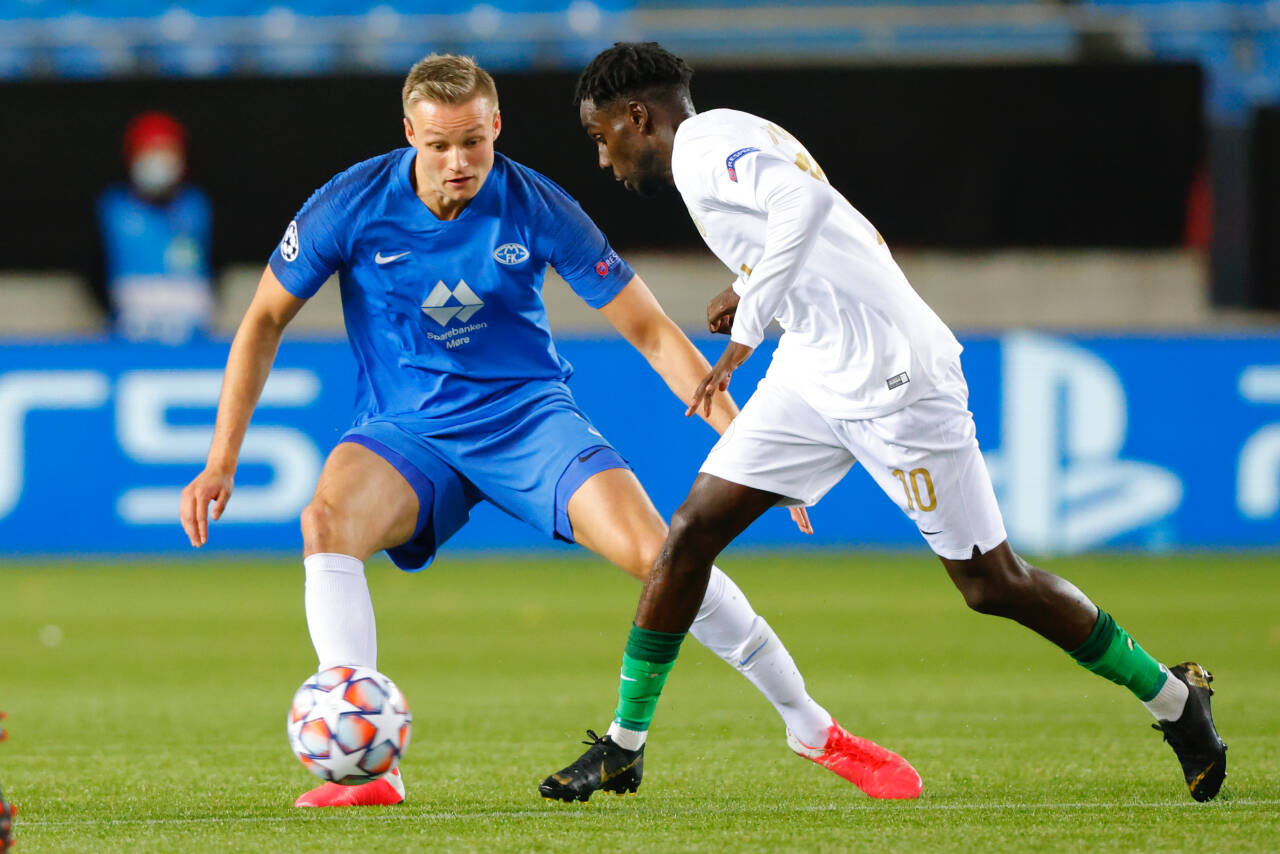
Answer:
[
  {"xmin": 700, "ymin": 377, "xmax": 856, "ymax": 508},
  {"xmin": 305, "ymin": 441, "xmax": 420, "ymax": 558},
  {"xmin": 445, "ymin": 390, "xmax": 636, "ymax": 545},
  {"xmin": 568, "ymin": 466, "xmax": 668, "ymax": 580},
  {"xmin": 840, "ymin": 391, "xmax": 1007, "ymax": 560}
]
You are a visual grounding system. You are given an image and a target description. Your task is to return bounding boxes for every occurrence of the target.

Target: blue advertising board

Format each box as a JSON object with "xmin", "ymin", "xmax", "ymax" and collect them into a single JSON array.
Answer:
[{"xmin": 1, "ymin": 332, "xmax": 1277, "ymax": 557}]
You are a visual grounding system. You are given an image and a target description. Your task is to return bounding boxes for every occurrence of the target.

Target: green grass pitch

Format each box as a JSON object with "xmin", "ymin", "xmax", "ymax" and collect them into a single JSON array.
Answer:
[{"xmin": 1, "ymin": 551, "xmax": 1277, "ymax": 852}]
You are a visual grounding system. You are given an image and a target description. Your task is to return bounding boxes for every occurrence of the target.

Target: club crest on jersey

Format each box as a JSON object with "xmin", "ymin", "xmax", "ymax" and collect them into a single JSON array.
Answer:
[
  {"xmin": 492, "ymin": 242, "xmax": 530, "ymax": 265},
  {"xmin": 595, "ymin": 249, "xmax": 621, "ymax": 277},
  {"xmin": 725, "ymin": 147, "xmax": 760, "ymax": 183},
  {"xmin": 421, "ymin": 280, "xmax": 484, "ymax": 326},
  {"xmin": 280, "ymin": 220, "xmax": 299, "ymax": 262}
]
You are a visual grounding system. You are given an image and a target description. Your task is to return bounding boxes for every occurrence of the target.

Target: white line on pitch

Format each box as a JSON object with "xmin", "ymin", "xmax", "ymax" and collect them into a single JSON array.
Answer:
[{"xmin": 17, "ymin": 799, "xmax": 1280, "ymax": 827}]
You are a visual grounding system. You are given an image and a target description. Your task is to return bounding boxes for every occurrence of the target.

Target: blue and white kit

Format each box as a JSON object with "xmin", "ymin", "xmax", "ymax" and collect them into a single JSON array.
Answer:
[{"xmin": 269, "ymin": 149, "xmax": 636, "ymax": 569}]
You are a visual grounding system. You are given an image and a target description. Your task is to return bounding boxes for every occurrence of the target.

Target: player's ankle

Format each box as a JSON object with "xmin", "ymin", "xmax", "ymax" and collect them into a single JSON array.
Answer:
[
  {"xmin": 1142, "ymin": 664, "xmax": 1191, "ymax": 722},
  {"xmin": 606, "ymin": 722, "xmax": 646, "ymax": 751}
]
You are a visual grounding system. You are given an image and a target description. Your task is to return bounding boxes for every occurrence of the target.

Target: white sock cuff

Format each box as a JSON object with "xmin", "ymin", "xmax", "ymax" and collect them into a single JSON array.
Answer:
[
  {"xmin": 1143, "ymin": 664, "xmax": 1191, "ymax": 722},
  {"xmin": 304, "ymin": 552, "xmax": 365, "ymax": 578},
  {"xmin": 606, "ymin": 721, "xmax": 647, "ymax": 751},
  {"xmin": 695, "ymin": 565, "xmax": 730, "ymax": 622}
]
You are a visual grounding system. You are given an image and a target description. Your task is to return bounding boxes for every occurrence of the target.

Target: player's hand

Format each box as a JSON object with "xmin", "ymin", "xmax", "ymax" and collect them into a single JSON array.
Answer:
[
  {"xmin": 687, "ymin": 342, "xmax": 754, "ymax": 418},
  {"xmin": 788, "ymin": 505, "xmax": 813, "ymax": 535},
  {"xmin": 706, "ymin": 286, "xmax": 740, "ymax": 335},
  {"xmin": 180, "ymin": 468, "xmax": 234, "ymax": 547}
]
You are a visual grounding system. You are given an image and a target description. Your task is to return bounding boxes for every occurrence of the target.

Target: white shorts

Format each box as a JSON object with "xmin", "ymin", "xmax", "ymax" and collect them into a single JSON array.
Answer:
[{"xmin": 700, "ymin": 363, "xmax": 1008, "ymax": 560}]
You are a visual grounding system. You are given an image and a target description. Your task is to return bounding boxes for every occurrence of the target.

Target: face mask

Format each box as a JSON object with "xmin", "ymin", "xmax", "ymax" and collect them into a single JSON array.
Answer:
[{"xmin": 131, "ymin": 149, "xmax": 183, "ymax": 196}]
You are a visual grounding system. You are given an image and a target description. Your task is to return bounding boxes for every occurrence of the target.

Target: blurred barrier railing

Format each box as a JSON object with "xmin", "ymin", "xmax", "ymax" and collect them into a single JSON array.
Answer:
[
  {"xmin": 1, "ymin": 4, "xmax": 1276, "ymax": 67},
  {"xmin": 3, "ymin": 3, "xmax": 1278, "ymax": 118}
]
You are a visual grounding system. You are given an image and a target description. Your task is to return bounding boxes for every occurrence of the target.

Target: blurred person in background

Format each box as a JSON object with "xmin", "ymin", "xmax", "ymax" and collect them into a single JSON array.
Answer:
[{"xmin": 94, "ymin": 111, "xmax": 215, "ymax": 344}]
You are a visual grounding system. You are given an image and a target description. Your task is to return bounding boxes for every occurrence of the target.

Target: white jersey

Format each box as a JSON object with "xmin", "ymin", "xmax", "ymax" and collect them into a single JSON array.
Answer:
[{"xmin": 672, "ymin": 108, "xmax": 962, "ymax": 420}]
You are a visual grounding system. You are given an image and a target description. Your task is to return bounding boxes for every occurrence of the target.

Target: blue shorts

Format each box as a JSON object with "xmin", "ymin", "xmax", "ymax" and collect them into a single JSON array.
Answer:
[{"xmin": 339, "ymin": 385, "xmax": 628, "ymax": 571}]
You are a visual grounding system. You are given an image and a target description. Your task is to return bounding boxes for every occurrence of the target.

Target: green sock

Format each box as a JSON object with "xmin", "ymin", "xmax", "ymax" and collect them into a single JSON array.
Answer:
[
  {"xmin": 613, "ymin": 624, "xmax": 687, "ymax": 731},
  {"xmin": 1069, "ymin": 609, "xmax": 1168, "ymax": 701}
]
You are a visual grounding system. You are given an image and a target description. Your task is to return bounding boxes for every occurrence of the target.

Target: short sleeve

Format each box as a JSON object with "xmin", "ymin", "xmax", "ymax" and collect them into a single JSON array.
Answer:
[
  {"xmin": 267, "ymin": 178, "xmax": 348, "ymax": 299},
  {"xmin": 536, "ymin": 181, "xmax": 634, "ymax": 309}
]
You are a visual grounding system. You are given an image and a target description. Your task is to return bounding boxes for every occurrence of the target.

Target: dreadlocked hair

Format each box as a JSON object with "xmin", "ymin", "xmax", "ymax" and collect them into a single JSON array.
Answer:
[{"xmin": 574, "ymin": 42, "xmax": 693, "ymax": 108}]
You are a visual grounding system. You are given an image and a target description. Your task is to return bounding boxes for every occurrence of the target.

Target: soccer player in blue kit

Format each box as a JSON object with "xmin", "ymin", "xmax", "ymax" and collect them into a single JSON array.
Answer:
[{"xmin": 179, "ymin": 54, "xmax": 919, "ymax": 807}]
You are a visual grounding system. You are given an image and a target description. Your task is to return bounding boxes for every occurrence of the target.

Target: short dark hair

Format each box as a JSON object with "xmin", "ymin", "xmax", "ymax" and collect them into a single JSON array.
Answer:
[{"xmin": 574, "ymin": 42, "xmax": 693, "ymax": 109}]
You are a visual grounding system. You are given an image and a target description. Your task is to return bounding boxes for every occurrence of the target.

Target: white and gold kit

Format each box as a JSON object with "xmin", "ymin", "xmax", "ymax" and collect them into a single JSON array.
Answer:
[{"xmin": 672, "ymin": 108, "xmax": 1007, "ymax": 559}]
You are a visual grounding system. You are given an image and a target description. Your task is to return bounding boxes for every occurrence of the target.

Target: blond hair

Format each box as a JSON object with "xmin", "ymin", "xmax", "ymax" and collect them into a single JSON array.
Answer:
[{"xmin": 402, "ymin": 54, "xmax": 499, "ymax": 116}]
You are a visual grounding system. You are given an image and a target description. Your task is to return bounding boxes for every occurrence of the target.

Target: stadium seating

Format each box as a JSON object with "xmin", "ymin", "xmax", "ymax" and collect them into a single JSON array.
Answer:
[{"xmin": 1, "ymin": 0, "xmax": 1276, "ymax": 121}]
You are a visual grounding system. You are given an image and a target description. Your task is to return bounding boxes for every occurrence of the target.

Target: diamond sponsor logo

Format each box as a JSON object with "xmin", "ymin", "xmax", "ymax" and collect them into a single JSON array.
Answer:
[{"xmin": 421, "ymin": 280, "xmax": 483, "ymax": 326}]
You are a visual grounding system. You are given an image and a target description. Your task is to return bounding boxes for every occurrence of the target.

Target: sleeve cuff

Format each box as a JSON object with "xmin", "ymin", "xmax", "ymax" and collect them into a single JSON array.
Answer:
[{"xmin": 730, "ymin": 321, "xmax": 764, "ymax": 349}]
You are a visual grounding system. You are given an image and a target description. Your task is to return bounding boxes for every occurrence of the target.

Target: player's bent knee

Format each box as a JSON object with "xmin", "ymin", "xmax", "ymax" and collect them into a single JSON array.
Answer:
[
  {"xmin": 955, "ymin": 578, "xmax": 1013, "ymax": 616},
  {"xmin": 666, "ymin": 504, "xmax": 728, "ymax": 561},
  {"xmin": 945, "ymin": 548, "xmax": 1033, "ymax": 616},
  {"xmin": 628, "ymin": 535, "xmax": 664, "ymax": 580},
  {"xmin": 300, "ymin": 499, "xmax": 346, "ymax": 554}
]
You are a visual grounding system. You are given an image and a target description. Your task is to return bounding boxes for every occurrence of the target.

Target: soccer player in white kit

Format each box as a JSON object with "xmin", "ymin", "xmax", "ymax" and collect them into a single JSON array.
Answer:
[{"xmin": 541, "ymin": 42, "xmax": 1227, "ymax": 804}]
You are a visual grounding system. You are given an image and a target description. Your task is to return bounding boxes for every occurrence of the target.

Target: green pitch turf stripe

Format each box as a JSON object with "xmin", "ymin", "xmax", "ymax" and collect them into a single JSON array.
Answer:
[{"xmin": 20, "ymin": 799, "xmax": 1280, "ymax": 827}]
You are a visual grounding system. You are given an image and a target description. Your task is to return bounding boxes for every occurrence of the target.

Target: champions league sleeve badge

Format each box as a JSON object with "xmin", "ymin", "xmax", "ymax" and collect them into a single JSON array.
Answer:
[{"xmin": 280, "ymin": 220, "xmax": 300, "ymax": 262}]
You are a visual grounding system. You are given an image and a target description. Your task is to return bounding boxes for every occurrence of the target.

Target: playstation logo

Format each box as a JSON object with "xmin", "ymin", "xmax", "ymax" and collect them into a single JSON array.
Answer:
[
  {"xmin": 984, "ymin": 332, "xmax": 1182, "ymax": 553},
  {"xmin": 421, "ymin": 280, "xmax": 483, "ymax": 326}
]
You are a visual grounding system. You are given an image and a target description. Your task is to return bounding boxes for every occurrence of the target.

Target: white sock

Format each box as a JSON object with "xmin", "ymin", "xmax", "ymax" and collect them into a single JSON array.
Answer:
[
  {"xmin": 1143, "ymin": 665, "xmax": 1190, "ymax": 721},
  {"xmin": 303, "ymin": 552, "xmax": 377, "ymax": 670},
  {"xmin": 606, "ymin": 721, "xmax": 647, "ymax": 751},
  {"xmin": 689, "ymin": 566, "xmax": 833, "ymax": 747}
]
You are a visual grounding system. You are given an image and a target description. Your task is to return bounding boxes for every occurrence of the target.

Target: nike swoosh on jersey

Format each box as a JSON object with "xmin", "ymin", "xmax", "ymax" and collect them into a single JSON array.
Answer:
[
  {"xmin": 577, "ymin": 447, "xmax": 607, "ymax": 463},
  {"xmin": 374, "ymin": 251, "xmax": 412, "ymax": 265}
]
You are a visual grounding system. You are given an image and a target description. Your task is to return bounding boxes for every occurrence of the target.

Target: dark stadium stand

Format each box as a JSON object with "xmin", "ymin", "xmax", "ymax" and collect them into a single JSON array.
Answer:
[{"xmin": 1, "ymin": 0, "xmax": 1277, "ymax": 310}]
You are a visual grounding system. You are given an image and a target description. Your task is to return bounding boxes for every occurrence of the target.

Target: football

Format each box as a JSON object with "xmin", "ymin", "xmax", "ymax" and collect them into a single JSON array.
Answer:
[{"xmin": 287, "ymin": 665, "xmax": 412, "ymax": 785}]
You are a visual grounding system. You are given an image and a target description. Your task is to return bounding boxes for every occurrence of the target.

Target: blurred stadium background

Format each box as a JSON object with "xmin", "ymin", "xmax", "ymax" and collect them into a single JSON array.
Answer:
[
  {"xmin": 3, "ymin": 2, "xmax": 1280, "ymax": 849},
  {"xmin": 1, "ymin": 0, "xmax": 1277, "ymax": 554}
]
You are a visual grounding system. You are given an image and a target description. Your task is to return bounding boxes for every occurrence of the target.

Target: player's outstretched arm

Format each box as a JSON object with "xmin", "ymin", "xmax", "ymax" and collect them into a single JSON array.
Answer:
[
  {"xmin": 601, "ymin": 276, "xmax": 812, "ymax": 534},
  {"xmin": 179, "ymin": 266, "xmax": 306, "ymax": 547},
  {"xmin": 598, "ymin": 275, "xmax": 739, "ymax": 435}
]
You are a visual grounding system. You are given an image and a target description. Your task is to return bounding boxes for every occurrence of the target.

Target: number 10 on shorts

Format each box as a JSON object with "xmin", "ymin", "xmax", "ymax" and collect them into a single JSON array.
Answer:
[{"xmin": 892, "ymin": 468, "xmax": 937, "ymax": 512}]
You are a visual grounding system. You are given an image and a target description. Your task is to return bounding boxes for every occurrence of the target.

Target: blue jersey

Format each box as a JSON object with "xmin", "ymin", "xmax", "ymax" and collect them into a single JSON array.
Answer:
[
  {"xmin": 97, "ymin": 184, "xmax": 213, "ymax": 285},
  {"xmin": 268, "ymin": 149, "xmax": 634, "ymax": 424}
]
